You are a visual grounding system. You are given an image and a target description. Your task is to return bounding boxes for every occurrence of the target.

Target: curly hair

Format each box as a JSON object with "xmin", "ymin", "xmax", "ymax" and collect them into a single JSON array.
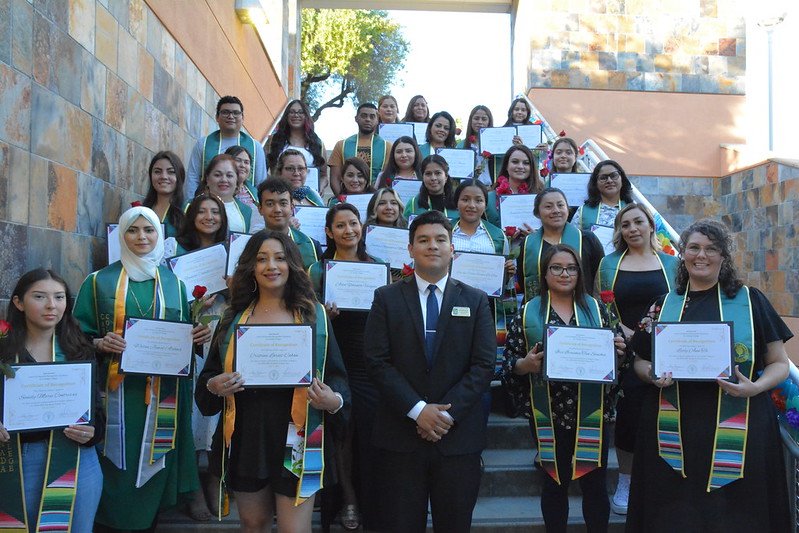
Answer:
[{"xmin": 675, "ymin": 219, "xmax": 742, "ymax": 298}]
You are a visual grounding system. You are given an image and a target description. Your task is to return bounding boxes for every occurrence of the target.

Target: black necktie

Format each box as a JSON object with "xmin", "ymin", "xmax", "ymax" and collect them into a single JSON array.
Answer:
[{"xmin": 425, "ymin": 284, "xmax": 439, "ymax": 366}]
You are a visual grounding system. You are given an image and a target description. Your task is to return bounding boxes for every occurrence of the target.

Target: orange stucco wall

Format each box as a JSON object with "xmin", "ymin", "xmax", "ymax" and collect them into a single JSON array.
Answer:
[
  {"xmin": 145, "ymin": 0, "xmax": 287, "ymax": 140},
  {"xmin": 528, "ymin": 88, "xmax": 747, "ymax": 179}
]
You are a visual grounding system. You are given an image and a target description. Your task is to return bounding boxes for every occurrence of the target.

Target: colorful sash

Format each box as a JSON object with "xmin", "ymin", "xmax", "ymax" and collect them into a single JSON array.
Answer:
[
  {"xmin": 522, "ymin": 293, "xmax": 605, "ymax": 483},
  {"xmin": 656, "ymin": 285, "xmax": 754, "ymax": 491},
  {"xmin": 0, "ymin": 340, "xmax": 82, "ymax": 533},
  {"xmin": 202, "ymin": 131, "xmax": 259, "ymax": 191},
  {"xmin": 597, "ymin": 250, "xmax": 678, "ymax": 318},
  {"xmin": 577, "ymin": 201, "xmax": 626, "ymax": 232},
  {"xmin": 521, "ymin": 224, "xmax": 582, "ymax": 302},
  {"xmin": 343, "ymin": 134, "xmax": 389, "ymax": 185}
]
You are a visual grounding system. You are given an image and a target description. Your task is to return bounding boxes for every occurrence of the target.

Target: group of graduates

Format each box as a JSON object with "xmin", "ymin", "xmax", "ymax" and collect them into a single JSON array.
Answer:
[{"xmin": 0, "ymin": 92, "xmax": 793, "ymax": 533}]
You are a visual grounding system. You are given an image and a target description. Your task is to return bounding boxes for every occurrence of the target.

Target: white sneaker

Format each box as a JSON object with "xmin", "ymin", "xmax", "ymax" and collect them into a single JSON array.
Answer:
[{"xmin": 611, "ymin": 474, "xmax": 630, "ymax": 515}]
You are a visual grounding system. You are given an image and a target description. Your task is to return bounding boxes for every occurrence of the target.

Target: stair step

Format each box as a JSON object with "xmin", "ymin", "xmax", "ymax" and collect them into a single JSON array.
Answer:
[{"xmin": 485, "ymin": 412, "xmax": 533, "ymax": 449}]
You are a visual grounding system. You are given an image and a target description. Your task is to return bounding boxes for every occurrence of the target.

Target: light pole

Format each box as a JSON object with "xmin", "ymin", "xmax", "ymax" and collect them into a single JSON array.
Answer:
[{"xmin": 758, "ymin": 13, "xmax": 786, "ymax": 151}]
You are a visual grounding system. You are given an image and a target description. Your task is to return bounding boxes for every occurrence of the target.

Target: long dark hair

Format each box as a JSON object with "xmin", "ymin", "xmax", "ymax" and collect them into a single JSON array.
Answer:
[
  {"xmin": 322, "ymin": 203, "xmax": 370, "ymax": 261},
  {"xmin": 503, "ymin": 98, "xmax": 532, "ymax": 126},
  {"xmin": 675, "ymin": 219, "xmax": 743, "ymax": 298},
  {"xmin": 143, "ymin": 151, "xmax": 186, "ymax": 230},
  {"xmin": 550, "ymin": 137, "xmax": 580, "ymax": 173},
  {"xmin": 425, "ymin": 111, "xmax": 457, "ymax": 148},
  {"xmin": 379, "ymin": 136, "xmax": 421, "ymax": 187},
  {"xmin": 365, "ymin": 188, "xmax": 408, "ymax": 229},
  {"xmin": 539, "ymin": 244, "xmax": 593, "ymax": 319},
  {"xmin": 175, "ymin": 193, "xmax": 229, "ymax": 252},
  {"xmin": 453, "ymin": 179, "xmax": 489, "ymax": 213},
  {"xmin": 497, "ymin": 145, "xmax": 544, "ymax": 193},
  {"xmin": 401, "ymin": 95, "xmax": 429, "ymax": 123},
  {"xmin": 340, "ymin": 158, "xmax": 376, "ymax": 195},
  {"xmin": 1, "ymin": 269, "xmax": 93, "ymax": 363},
  {"xmin": 585, "ymin": 160, "xmax": 633, "ymax": 207},
  {"xmin": 462, "ymin": 105, "xmax": 493, "ymax": 152},
  {"xmin": 266, "ymin": 100, "xmax": 325, "ymax": 171},
  {"xmin": 419, "ymin": 155, "xmax": 454, "ymax": 211}
]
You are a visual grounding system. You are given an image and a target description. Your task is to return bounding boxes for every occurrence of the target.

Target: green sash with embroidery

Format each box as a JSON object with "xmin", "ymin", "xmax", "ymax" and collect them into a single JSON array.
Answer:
[
  {"xmin": 202, "ymin": 131, "xmax": 259, "ymax": 191},
  {"xmin": 521, "ymin": 224, "xmax": 582, "ymax": 302},
  {"xmin": 343, "ymin": 134, "xmax": 388, "ymax": 185},
  {"xmin": 656, "ymin": 285, "xmax": 754, "ymax": 490},
  {"xmin": 522, "ymin": 293, "xmax": 605, "ymax": 484}
]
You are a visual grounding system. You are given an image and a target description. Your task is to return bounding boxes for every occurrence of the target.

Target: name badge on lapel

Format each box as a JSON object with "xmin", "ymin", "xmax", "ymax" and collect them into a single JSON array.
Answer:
[{"xmin": 452, "ymin": 306, "xmax": 471, "ymax": 317}]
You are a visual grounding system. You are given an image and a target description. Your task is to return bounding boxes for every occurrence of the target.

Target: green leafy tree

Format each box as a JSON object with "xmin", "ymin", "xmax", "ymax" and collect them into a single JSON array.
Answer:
[{"xmin": 301, "ymin": 9, "xmax": 409, "ymax": 121}]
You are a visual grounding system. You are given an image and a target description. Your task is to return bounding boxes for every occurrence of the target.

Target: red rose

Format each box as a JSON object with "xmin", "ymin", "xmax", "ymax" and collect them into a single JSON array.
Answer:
[
  {"xmin": 772, "ymin": 389, "xmax": 787, "ymax": 412},
  {"xmin": 468, "ymin": 135, "xmax": 476, "ymax": 143},
  {"xmin": 192, "ymin": 285, "xmax": 208, "ymax": 300},
  {"xmin": 559, "ymin": 130, "xmax": 566, "ymax": 137},
  {"xmin": 481, "ymin": 151, "xmax": 491, "ymax": 158},
  {"xmin": 600, "ymin": 291, "xmax": 615, "ymax": 304},
  {"xmin": 579, "ymin": 147, "xmax": 585, "ymax": 155},
  {"xmin": 495, "ymin": 177, "xmax": 511, "ymax": 196},
  {"xmin": 456, "ymin": 128, "xmax": 462, "ymax": 135},
  {"xmin": 0, "ymin": 319, "xmax": 11, "ymax": 337},
  {"xmin": 130, "ymin": 201, "xmax": 143, "ymax": 207},
  {"xmin": 533, "ymin": 120, "xmax": 543, "ymax": 125},
  {"xmin": 401, "ymin": 264, "xmax": 414, "ymax": 277},
  {"xmin": 517, "ymin": 183, "xmax": 529, "ymax": 194},
  {"xmin": 539, "ymin": 167, "xmax": 549, "ymax": 177},
  {"xmin": 504, "ymin": 226, "xmax": 517, "ymax": 237},
  {"xmin": 337, "ymin": 195, "xmax": 347, "ymax": 203}
]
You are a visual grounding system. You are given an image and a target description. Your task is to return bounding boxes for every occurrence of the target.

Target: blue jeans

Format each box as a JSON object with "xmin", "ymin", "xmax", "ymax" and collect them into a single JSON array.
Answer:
[{"xmin": 22, "ymin": 440, "xmax": 103, "ymax": 533}]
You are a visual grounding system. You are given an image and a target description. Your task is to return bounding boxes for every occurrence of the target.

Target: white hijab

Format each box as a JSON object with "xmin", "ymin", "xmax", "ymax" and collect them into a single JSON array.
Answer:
[{"xmin": 118, "ymin": 206, "xmax": 164, "ymax": 282}]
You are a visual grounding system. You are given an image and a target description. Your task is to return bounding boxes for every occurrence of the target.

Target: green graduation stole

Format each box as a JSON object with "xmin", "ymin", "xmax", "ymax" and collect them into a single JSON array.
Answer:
[
  {"xmin": 577, "ymin": 201, "xmax": 626, "ymax": 231},
  {"xmin": 343, "ymin": 134, "xmax": 388, "ymax": 185},
  {"xmin": 0, "ymin": 340, "xmax": 82, "ymax": 533},
  {"xmin": 202, "ymin": 131, "xmax": 259, "ymax": 191},
  {"xmin": 597, "ymin": 250, "xmax": 678, "ymax": 318},
  {"xmin": 656, "ymin": 285, "xmax": 754, "ymax": 491},
  {"xmin": 522, "ymin": 224, "xmax": 582, "ymax": 302},
  {"xmin": 404, "ymin": 196, "xmax": 459, "ymax": 221},
  {"xmin": 522, "ymin": 293, "xmax": 605, "ymax": 484},
  {"xmin": 289, "ymin": 228, "xmax": 320, "ymax": 269}
]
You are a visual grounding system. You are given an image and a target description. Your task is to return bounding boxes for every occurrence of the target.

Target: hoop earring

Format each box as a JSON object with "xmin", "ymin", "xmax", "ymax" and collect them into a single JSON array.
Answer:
[{"xmin": 252, "ymin": 278, "xmax": 258, "ymax": 293}]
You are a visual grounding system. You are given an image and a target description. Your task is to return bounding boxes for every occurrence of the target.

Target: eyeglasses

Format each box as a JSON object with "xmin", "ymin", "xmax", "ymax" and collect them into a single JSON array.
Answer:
[
  {"xmin": 683, "ymin": 244, "xmax": 720, "ymax": 257},
  {"xmin": 287, "ymin": 110, "xmax": 305, "ymax": 116},
  {"xmin": 282, "ymin": 166, "xmax": 307, "ymax": 174},
  {"xmin": 597, "ymin": 171, "xmax": 621, "ymax": 182},
  {"xmin": 548, "ymin": 265, "xmax": 579, "ymax": 276},
  {"xmin": 219, "ymin": 110, "xmax": 242, "ymax": 118}
]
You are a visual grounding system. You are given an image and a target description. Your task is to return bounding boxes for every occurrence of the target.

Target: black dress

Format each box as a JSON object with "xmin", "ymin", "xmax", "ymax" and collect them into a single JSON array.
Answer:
[{"xmin": 625, "ymin": 286, "xmax": 792, "ymax": 533}]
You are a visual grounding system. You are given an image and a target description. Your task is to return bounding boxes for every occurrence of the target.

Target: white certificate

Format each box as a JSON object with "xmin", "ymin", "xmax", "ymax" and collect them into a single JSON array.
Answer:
[
  {"xmin": 234, "ymin": 324, "xmax": 315, "ymax": 387},
  {"xmin": 227, "ymin": 232, "xmax": 252, "ymax": 276},
  {"xmin": 107, "ymin": 224, "xmax": 121, "ymax": 264},
  {"xmin": 544, "ymin": 325, "xmax": 616, "ymax": 383},
  {"xmin": 293, "ymin": 206, "xmax": 328, "ymax": 246},
  {"xmin": 548, "ymin": 173, "xmax": 591, "ymax": 206},
  {"xmin": 323, "ymin": 260, "xmax": 390, "ymax": 311},
  {"xmin": 590, "ymin": 225, "xmax": 616, "ymax": 255},
  {"xmin": 391, "ymin": 178, "xmax": 422, "ymax": 202},
  {"xmin": 379, "ymin": 123, "xmax": 414, "ymax": 145},
  {"xmin": 364, "ymin": 225, "xmax": 412, "ymax": 269},
  {"xmin": 407, "ymin": 122, "xmax": 428, "ymax": 144},
  {"xmin": 167, "ymin": 243, "xmax": 228, "ymax": 300},
  {"xmin": 479, "ymin": 127, "xmax": 516, "ymax": 155},
  {"xmin": 499, "ymin": 194, "xmax": 541, "ymax": 231},
  {"xmin": 340, "ymin": 194, "xmax": 372, "ymax": 222},
  {"xmin": 120, "ymin": 317, "xmax": 194, "ymax": 377},
  {"xmin": 652, "ymin": 322, "xmax": 734, "ymax": 381},
  {"xmin": 450, "ymin": 251, "xmax": 505, "ymax": 298},
  {"xmin": 2, "ymin": 362, "xmax": 94, "ymax": 432},
  {"xmin": 516, "ymin": 124, "xmax": 544, "ymax": 147},
  {"xmin": 305, "ymin": 167, "xmax": 320, "ymax": 192},
  {"xmin": 436, "ymin": 148, "xmax": 475, "ymax": 178}
]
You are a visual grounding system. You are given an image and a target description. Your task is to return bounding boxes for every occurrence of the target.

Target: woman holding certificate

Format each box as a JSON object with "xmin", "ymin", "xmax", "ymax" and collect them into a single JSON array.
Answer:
[
  {"xmin": 74, "ymin": 206, "xmax": 213, "ymax": 532},
  {"xmin": 403, "ymin": 155, "xmax": 458, "ymax": 220},
  {"xmin": 502, "ymin": 244, "xmax": 626, "ymax": 533},
  {"xmin": 0, "ymin": 269, "xmax": 104, "ymax": 533},
  {"xmin": 595, "ymin": 203, "xmax": 678, "ymax": 515},
  {"xmin": 273, "ymin": 149, "xmax": 325, "ymax": 207},
  {"xmin": 198, "ymin": 154, "xmax": 252, "ymax": 234},
  {"xmin": 486, "ymin": 145, "xmax": 545, "ymax": 230},
  {"xmin": 571, "ymin": 160, "xmax": 633, "ymax": 232},
  {"xmin": 142, "ymin": 151, "xmax": 186, "ymax": 238},
  {"xmin": 418, "ymin": 111, "xmax": 457, "ymax": 159},
  {"xmin": 626, "ymin": 219, "xmax": 791, "ymax": 532},
  {"xmin": 458, "ymin": 105, "xmax": 494, "ymax": 185},
  {"xmin": 196, "ymin": 231, "xmax": 349, "ymax": 533},
  {"xmin": 328, "ymin": 158, "xmax": 376, "ymax": 206},
  {"xmin": 375, "ymin": 136, "xmax": 422, "ymax": 189}
]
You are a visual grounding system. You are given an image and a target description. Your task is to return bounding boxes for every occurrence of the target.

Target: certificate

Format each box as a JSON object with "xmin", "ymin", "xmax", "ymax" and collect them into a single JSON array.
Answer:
[
  {"xmin": 391, "ymin": 178, "xmax": 421, "ymax": 202},
  {"xmin": 543, "ymin": 325, "xmax": 616, "ymax": 384},
  {"xmin": 340, "ymin": 193, "xmax": 372, "ymax": 222},
  {"xmin": 590, "ymin": 225, "xmax": 616, "ymax": 255},
  {"xmin": 516, "ymin": 124, "xmax": 544, "ymax": 147},
  {"xmin": 450, "ymin": 251, "xmax": 505, "ymax": 298},
  {"xmin": 436, "ymin": 148, "xmax": 475, "ymax": 178},
  {"xmin": 652, "ymin": 322, "xmax": 734, "ymax": 381},
  {"xmin": 227, "ymin": 232, "xmax": 252, "ymax": 276},
  {"xmin": 479, "ymin": 127, "xmax": 516, "ymax": 155},
  {"xmin": 407, "ymin": 122, "xmax": 428, "ymax": 144},
  {"xmin": 364, "ymin": 225, "xmax": 412, "ymax": 269},
  {"xmin": 167, "ymin": 243, "xmax": 228, "ymax": 300},
  {"xmin": 293, "ymin": 205, "xmax": 328, "ymax": 245},
  {"xmin": 499, "ymin": 194, "xmax": 541, "ymax": 231},
  {"xmin": 234, "ymin": 324, "xmax": 315, "ymax": 387},
  {"xmin": 323, "ymin": 260, "xmax": 390, "ymax": 311},
  {"xmin": 305, "ymin": 167, "xmax": 320, "ymax": 192},
  {"xmin": 107, "ymin": 224, "xmax": 121, "ymax": 264},
  {"xmin": 2, "ymin": 362, "xmax": 94, "ymax": 432},
  {"xmin": 548, "ymin": 173, "xmax": 590, "ymax": 206},
  {"xmin": 120, "ymin": 317, "xmax": 194, "ymax": 377},
  {"xmin": 379, "ymin": 123, "xmax": 414, "ymax": 144}
]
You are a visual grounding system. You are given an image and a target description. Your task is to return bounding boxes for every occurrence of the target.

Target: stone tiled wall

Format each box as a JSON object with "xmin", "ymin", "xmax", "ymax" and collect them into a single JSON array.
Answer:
[
  {"xmin": 628, "ymin": 175, "xmax": 719, "ymax": 234},
  {"xmin": 520, "ymin": 0, "xmax": 746, "ymax": 94},
  {"xmin": 0, "ymin": 0, "xmax": 222, "ymax": 301}
]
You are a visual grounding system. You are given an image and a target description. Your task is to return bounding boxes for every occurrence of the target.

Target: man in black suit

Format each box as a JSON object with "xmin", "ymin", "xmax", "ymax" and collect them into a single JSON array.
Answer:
[{"xmin": 364, "ymin": 210, "xmax": 495, "ymax": 533}]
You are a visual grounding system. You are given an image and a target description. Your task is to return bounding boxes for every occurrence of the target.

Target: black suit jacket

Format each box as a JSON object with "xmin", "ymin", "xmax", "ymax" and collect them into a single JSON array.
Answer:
[{"xmin": 364, "ymin": 276, "xmax": 495, "ymax": 455}]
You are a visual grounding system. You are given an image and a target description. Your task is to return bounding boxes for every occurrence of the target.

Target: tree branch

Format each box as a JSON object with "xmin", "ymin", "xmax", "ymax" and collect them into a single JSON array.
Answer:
[{"xmin": 311, "ymin": 78, "xmax": 354, "ymax": 122}]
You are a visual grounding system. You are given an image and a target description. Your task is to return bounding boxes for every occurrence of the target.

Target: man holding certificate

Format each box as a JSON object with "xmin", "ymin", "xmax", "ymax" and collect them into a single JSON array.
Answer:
[
  {"xmin": 502, "ymin": 244, "xmax": 626, "ymax": 533},
  {"xmin": 364, "ymin": 210, "xmax": 495, "ymax": 533},
  {"xmin": 626, "ymin": 220, "xmax": 792, "ymax": 532}
]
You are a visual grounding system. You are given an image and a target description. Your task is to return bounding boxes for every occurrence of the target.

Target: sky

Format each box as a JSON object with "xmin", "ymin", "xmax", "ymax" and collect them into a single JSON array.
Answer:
[{"xmin": 313, "ymin": 10, "xmax": 513, "ymax": 144}]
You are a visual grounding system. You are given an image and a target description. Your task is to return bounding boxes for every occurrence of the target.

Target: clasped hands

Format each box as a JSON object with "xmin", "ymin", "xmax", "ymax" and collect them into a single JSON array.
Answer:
[{"xmin": 416, "ymin": 403, "xmax": 453, "ymax": 442}]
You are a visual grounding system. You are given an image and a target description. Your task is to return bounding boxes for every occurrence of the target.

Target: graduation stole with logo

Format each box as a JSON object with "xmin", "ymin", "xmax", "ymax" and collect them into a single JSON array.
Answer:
[
  {"xmin": 202, "ymin": 130, "xmax": 258, "ymax": 191},
  {"xmin": 220, "ymin": 303, "xmax": 328, "ymax": 506},
  {"xmin": 522, "ymin": 224, "xmax": 582, "ymax": 302},
  {"xmin": 343, "ymin": 134, "xmax": 388, "ymax": 184},
  {"xmin": 522, "ymin": 293, "xmax": 605, "ymax": 484},
  {"xmin": 0, "ymin": 340, "xmax": 82, "ymax": 533},
  {"xmin": 656, "ymin": 284, "xmax": 754, "ymax": 490}
]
